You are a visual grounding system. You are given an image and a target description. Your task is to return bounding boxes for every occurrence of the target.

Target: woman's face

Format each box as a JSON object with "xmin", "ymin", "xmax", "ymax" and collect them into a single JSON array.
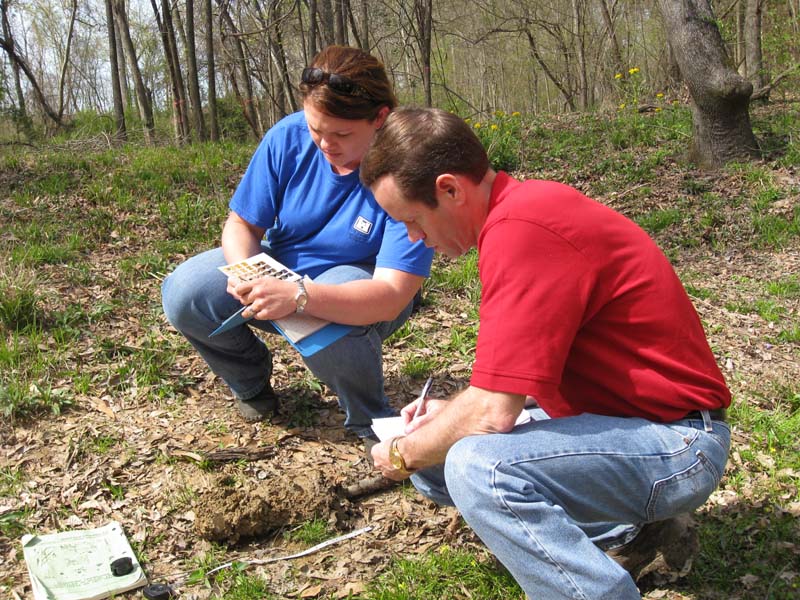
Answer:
[{"xmin": 304, "ymin": 101, "xmax": 389, "ymax": 175}]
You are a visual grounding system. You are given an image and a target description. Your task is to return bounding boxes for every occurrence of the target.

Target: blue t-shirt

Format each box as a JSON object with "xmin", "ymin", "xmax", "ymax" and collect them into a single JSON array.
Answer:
[{"xmin": 229, "ymin": 111, "xmax": 433, "ymax": 279}]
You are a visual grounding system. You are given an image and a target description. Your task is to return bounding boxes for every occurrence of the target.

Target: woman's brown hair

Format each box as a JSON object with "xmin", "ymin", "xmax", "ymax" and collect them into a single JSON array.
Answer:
[{"xmin": 299, "ymin": 45, "xmax": 397, "ymax": 121}]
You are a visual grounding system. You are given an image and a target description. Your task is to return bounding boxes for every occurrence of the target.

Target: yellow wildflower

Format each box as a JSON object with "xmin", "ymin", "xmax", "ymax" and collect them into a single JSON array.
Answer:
[
  {"xmin": 494, "ymin": 110, "xmax": 505, "ymax": 117},
  {"xmin": 656, "ymin": 92, "xmax": 664, "ymax": 99},
  {"xmin": 511, "ymin": 111, "xmax": 521, "ymax": 117},
  {"xmin": 628, "ymin": 67, "xmax": 639, "ymax": 75},
  {"xmin": 490, "ymin": 124, "xmax": 498, "ymax": 131},
  {"xmin": 672, "ymin": 99, "xmax": 680, "ymax": 105},
  {"xmin": 655, "ymin": 107, "xmax": 662, "ymax": 112},
  {"xmin": 618, "ymin": 103, "xmax": 626, "ymax": 110},
  {"xmin": 464, "ymin": 117, "xmax": 472, "ymax": 124},
  {"xmin": 614, "ymin": 73, "xmax": 623, "ymax": 80},
  {"xmin": 474, "ymin": 122, "xmax": 482, "ymax": 129}
]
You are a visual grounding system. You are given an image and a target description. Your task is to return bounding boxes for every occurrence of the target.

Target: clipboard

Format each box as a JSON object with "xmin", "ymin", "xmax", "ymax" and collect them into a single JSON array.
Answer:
[{"xmin": 209, "ymin": 253, "xmax": 353, "ymax": 357}]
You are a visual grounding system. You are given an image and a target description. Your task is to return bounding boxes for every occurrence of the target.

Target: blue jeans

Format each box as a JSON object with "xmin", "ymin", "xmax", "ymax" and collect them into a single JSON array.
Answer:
[
  {"xmin": 411, "ymin": 412, "xmax": 730, "ymax": 599},
  {"xmin": 161, "ymin": 246, "xmax": 413, "ymax": 437}
]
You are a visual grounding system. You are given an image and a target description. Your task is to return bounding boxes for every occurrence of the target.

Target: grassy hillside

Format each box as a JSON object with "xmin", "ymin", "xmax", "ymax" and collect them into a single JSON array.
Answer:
[{"xmin": 1, "ymin": 102, "xmax": 798, "ymax": 599}]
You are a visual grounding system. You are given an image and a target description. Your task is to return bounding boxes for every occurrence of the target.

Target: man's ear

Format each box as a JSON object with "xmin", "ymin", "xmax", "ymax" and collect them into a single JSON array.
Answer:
[
  {"xmin": 434, "ymin": 173, "xmax": 462, "ymax": 204},
  {"xmin": 374, "ymin": 106, "xmax": 391, "ymax": 129}
]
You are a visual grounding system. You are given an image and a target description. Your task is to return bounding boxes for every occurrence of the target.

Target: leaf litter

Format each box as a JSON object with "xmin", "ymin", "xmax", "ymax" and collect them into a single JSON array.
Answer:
[{"xmin": 1, "ymin": 140, "xmax": 799, "ymax": 599}]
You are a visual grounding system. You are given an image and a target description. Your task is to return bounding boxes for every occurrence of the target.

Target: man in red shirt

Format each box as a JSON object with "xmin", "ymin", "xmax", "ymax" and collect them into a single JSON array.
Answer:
[{"xmin": 360, "ymin": 108, "xmax": 731, "ymax": 599}]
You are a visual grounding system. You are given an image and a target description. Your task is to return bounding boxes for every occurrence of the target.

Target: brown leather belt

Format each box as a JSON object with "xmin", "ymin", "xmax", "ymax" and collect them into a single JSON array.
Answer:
[{"xmin": 684, "ymin": 408, "xmax": 727, "ymax": 422}]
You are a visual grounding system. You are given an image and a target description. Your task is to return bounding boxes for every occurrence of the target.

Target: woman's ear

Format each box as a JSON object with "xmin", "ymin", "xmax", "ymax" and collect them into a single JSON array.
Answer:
[{"xmin": 374, "ymin": 106, "xmax": 391, "ymax": 129}]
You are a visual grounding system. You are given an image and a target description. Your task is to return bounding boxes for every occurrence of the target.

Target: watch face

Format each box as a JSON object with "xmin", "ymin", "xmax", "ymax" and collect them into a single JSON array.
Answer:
[{"xmin": 389, "ymin": 451, "xmax": 403, "ymax": 470}]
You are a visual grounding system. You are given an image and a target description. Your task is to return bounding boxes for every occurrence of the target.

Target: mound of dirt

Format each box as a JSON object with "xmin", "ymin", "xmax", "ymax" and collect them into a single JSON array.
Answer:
[{"xmin": 195, "ymin": 471, "xmax": 350, "ymax": 544}]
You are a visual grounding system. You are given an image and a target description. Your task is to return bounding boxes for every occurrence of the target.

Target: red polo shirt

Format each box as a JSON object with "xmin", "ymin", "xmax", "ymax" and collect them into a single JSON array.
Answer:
[{"xmin": 470, "ymin": 172, "xmax": 730, "ymax": 421}]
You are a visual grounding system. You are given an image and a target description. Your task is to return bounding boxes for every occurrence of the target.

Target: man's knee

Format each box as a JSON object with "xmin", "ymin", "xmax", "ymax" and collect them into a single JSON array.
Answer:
[{"xmin": 444, "ymin": 436, "xmax": 493, "ymax": 512}]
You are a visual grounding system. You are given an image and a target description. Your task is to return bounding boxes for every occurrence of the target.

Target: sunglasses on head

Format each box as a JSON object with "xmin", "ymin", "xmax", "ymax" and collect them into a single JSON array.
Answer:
[{"xmin": 301, "ymin": 67, "xmax": 372, "ymax": 100}]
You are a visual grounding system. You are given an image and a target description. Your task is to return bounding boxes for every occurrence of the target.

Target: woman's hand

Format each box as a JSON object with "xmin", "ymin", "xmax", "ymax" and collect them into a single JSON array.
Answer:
[{"xmin": 235, "ymin": 277, "xmax": 298, "ymax": 320}]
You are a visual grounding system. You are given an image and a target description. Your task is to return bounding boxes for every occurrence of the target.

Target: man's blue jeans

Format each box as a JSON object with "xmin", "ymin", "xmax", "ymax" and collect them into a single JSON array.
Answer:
[
  {"xmin": 411, "ymin": 412, "xmax": 730, "ymax": 599},
  {"xmin": 161, "ymin": 246, "xmax": 413, "ymax": 437}
]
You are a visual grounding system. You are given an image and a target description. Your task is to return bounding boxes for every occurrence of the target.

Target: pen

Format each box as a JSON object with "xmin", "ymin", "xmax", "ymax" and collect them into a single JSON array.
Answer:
[{"xmin": 412, "ymin": 377, "xmax": 433, "ymax": 421}]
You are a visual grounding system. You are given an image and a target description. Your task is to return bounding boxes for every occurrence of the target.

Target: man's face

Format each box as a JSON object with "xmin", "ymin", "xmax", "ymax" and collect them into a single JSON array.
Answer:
[
  {"xmin": 304, "ymin": 101, "xmax": 385, "ymax": 175},
  {"xmin": 371, "ymin": 175, "xmax": 472, "ymax": 258}
]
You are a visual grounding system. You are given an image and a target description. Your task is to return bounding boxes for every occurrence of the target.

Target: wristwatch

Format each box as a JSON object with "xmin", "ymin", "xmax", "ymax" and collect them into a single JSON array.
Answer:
[
  {"xmin": 389, "ymin": 436, "xmax": 414, "ymax": 476},
  {"xmin": 294, "ymin": 278, "xmax": 308, "ymax": 313}
]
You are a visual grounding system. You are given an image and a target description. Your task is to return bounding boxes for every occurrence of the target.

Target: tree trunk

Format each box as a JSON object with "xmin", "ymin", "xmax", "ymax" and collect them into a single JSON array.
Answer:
[
  {"xmin": 657, "ymin": 0, "xmax": 759, "ymax": 168},
  {"xmin": 185, "ymin": 0, "xmax": 208, "ymax": 140},
  {"xmin": 205, "ymin": 0, "xmax": 219, "ymax": 141},
  {"xmin": 57, "ymin": 0, "xmax": 78, "ymax": 121},
  {"xmin": 268, "ymin": 0, "xmax": 297, "ymax": 116},
  {"xmin": 216, "ymin": 0, "xmax": 260, "ymax": 139},
  {"xmin": 359, "ymin": 0, "xmax": 369, "ymax": 50},
  {"xmin": 152, "ymin": 0, "xmax": 189, "ymax": 142},
  {"xmin": 0, "ymin": 4, "xmax": 63, "ymax": 129},
  {"xmin": 744, "ymin": 0, "xmax": 767, "ymax": 92},
  {"xmin": 113, "ymin": 0, "xmax": 156, "ymax": 144},
  {"xmin": 319, "ymin": 0, "xmax": 335, "ymax": 45},
  {"xmin": 414, "ymin": 0, "xmax": 433, "ymax": 106},
  {"xmin": 0, "ymin": 0, "xmax": 31, "ymax": 134},
  {"xmin": 104, "ymin": 0, "xmax": 126, "ymax": 139},
  {"xmin": 114, "ymin": 15, "xmax": 130, "ymax": 109},
  {"xmin": 334, "ymin": 0, "xmax": 347, "ymax": 45},
  {"xmin": 571, "ymin": 0, "xmax": 589, "ymax": 109},
  {"xmin": 524, "ymin": 27, "xmax": 577, "ymax": 112},
  {"xmin": 599, "ymin": 0, "xmax": 624, "ymax": 79},
  {"xmin": 308, "ymin": 0, "xmax": 318, "ymax": 57}
]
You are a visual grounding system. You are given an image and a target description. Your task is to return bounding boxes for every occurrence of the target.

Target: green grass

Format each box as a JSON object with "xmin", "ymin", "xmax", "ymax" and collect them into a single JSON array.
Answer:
[
  {"xmin": 365, "ymin": 545, "xmax": 522, "ymax": 600},
  {"xmin": 283, "ymin": 517, "xmax": 336, "ymax": 545}
]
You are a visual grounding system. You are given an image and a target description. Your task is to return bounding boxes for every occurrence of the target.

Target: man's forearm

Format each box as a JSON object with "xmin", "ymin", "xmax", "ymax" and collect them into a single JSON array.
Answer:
[{"xmin": 399, "ymin": 386, "xmax": 526, "ymax": 470}]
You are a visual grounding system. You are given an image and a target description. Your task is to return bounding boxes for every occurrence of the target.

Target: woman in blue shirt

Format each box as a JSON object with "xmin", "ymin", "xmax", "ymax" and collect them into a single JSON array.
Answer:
[{"xmin": 162, "ymin": 46, "xmax": 433, "ymax": 440}]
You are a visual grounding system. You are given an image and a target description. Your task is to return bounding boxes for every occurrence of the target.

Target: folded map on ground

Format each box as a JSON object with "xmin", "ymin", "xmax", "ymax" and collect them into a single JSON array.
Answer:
[{"xmin": 21, "ymin": 521, "xmax": 147, "ymax": 600}]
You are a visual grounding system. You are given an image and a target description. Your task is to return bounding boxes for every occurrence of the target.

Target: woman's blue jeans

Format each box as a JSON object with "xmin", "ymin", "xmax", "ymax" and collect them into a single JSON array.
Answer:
[
  {"xmin": 161, "ymin": 246, "xmax": 413, "ymax": 437},
  {"xmin": 411, "ymin": 412, "xmax": 730, "ymax": 599}
]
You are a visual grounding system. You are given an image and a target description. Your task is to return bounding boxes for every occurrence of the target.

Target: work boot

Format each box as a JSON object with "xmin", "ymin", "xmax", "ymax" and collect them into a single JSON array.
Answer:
[
  {"xmin": 235, "ymin": 382, "xmax": 279, "ymax": 422},
  {"xmin": 607, "ymin": 514, "xmax": 699, "ymax": 584}
]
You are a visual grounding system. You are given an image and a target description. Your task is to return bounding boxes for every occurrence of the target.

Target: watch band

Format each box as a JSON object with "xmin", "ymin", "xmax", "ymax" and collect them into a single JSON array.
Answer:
[
  {"xmin": 389, "ymin": 436, "xmax": 414, "ymax": 476},
  {"xmin": 294, "ymin": 278, "xmax": 308, "ymax": 313}
]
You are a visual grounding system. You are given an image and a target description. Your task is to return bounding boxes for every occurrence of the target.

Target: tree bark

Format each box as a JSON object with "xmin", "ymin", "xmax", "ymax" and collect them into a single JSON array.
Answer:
[
  {"xmin": 744, "ymin": 0, "xmax": 767, "ymax": 91},
  {"xmin": 152, "ymin": 0, "xmax": 189, "ymax": 142},
  {"xmin": 185, "ymin": 0, "xmax": 208, "ymax": 140},
  {"xmin": 205, "ymin": 0, "xmax": 219, "ymax": 141},
  {"xmin": 599, "ymin": 0, "xmax": 624, "ymax": 79},
  {"xmin": 571, "ymin": 0, "xmax": 589, "ymax": 109},
  {"xmin": 308, "ymin": 0, "xmax": 318, "ymax": 57},
  {"xmin": 57, "ymin": 0, "xmax": 78, "ymax": 121},
  {"xmin": 414, "ymin": 0, "xmax": 433, "ymax": 106},
  {"xmin": 104, "ymin": 0, "xmax": 126, "ymax": 139},
  {"xmin": 0, "ymin": 3, "xmax": 63, "ymax": 129},
  {"xmin": 216, "ymin": 0, "xmax": 260, "ymax": 139},
  {"xmin": 0, "ymin": 0, "xmax": 29, "ymax": 132},
  {"xmin": 319, "ymin": 0, "xmax": 335, "ymax": 45},
  {"xmin": 334, "ymin": 0, "xmax": 347, "ymax": 45},
  {"xmin": 657, "ymin": 0, "xmax": 759, "ymax": 168},
  {"xmin": 113, "ymin": 0, "xmax": 156, "ymax": 144}
]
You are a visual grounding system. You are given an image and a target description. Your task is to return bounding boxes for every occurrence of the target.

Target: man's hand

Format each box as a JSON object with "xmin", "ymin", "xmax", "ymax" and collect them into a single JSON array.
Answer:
[
  {"xmin": 402, "ymin": 398, "xmax": 447, "ymax": 434},
  {"xmin": 371, "ymin": 438, "xmax": 413, "ymax": 481}
]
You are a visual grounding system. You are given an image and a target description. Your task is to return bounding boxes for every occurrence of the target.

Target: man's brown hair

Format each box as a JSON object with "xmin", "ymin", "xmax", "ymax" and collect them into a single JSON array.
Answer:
[
  {"xmin": 300, "ymin": 45, "xmax": 397, "ymax": 121},
  {"xmin": 360, "ymin": 108, "xmax": 489, "ymax": 207}
]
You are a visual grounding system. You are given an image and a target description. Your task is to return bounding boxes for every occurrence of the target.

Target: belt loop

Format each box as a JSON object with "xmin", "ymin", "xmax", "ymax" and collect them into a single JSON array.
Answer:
[{"xmin": 700, "ymin": 410, "xmax": 713, "ymax": 433}]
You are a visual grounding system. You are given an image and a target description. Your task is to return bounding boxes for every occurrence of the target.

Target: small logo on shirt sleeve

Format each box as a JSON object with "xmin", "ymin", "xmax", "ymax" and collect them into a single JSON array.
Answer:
[{"xmin": 353, "ymin": 216, "xmax": 373, "ymax": 235}]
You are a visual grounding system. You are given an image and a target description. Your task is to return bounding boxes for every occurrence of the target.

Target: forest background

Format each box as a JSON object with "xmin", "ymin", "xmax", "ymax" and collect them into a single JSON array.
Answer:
[{"xmin": 1, "ymin": 1, "xmax": 799, "ymax": 599}]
